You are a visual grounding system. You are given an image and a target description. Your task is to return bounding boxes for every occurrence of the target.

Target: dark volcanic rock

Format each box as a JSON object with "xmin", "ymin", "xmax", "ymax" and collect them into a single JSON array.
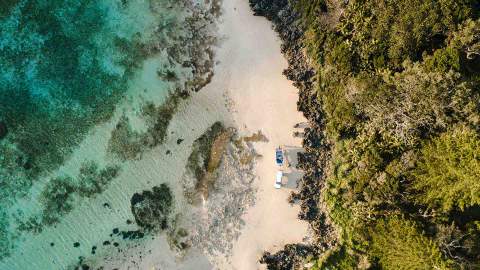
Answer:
[
  {"xmin": 130, "ymin": 183, "xmax": 173, "ymax": 229},
  {"xmin": 260, "ymin": 244, "xmax": 316, "ymax": 270},
  {"xmin": 0, "ymin": 121, "xmax": 7, "ymax": 139},
  {"xmin": 73, "ymin": 242, "xmax": 80, "ymax": 248},
  {"xmin": 120, "ymin": 230, "xmax": 145, "ymax": 240}
]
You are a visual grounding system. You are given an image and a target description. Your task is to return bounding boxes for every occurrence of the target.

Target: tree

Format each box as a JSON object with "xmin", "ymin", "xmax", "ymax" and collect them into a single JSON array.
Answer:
[
  {"xmin": 352, "ymin": 62, "xmax": 477, "ymax": 148},
  {"xmin": 370, "ymin": 216, "xmax": 451, "ymax": 270},
  {"xmin": 411, "ymin": 126, "xmax": 480, "ymax": 212}
]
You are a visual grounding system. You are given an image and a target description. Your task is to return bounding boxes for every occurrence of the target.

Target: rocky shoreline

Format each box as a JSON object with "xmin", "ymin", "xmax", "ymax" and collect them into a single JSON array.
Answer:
[{"xmin": 248, "ymin": 0, "xmax": 337, "ymax": 268}]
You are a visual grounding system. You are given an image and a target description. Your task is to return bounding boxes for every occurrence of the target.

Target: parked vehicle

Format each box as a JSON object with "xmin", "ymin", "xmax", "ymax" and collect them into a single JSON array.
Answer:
[
  {"xmin": 275, "ymin": 147, "xmax": 284, "ymax": 167},
  {"xmin": 275, "ymin": 171, "xmax": 283, "ymax": 189}
]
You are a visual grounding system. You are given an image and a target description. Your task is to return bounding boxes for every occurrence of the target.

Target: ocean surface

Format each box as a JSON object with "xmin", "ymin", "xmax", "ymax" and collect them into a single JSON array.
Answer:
[{"xmin": 0, "ymin": 0, "xmax": 222, "ymax": 269}]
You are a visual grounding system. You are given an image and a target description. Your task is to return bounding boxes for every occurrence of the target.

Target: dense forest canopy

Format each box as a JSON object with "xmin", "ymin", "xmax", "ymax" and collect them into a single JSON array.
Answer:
[
  {"xmin": 254, "ymin": 0, "xmax": 480, "ymax": 269},
  {"xmin": 299, "ymin": 0, "xmax": 480, "ymax": 268}
]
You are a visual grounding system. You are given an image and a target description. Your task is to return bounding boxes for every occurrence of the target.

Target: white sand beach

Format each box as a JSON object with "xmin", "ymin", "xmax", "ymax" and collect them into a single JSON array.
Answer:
[{"xmin": 208, "ymin": 0, "xmax": 310, "ymax": 268}]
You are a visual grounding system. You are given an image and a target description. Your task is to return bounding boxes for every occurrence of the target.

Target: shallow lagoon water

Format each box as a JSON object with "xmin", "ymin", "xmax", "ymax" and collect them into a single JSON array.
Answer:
[{"xmin": 0, "ymin": 0, "xmax": 221, "ymax": 269}]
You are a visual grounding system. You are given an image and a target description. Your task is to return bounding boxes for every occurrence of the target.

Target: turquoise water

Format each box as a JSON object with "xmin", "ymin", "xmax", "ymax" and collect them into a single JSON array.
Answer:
[{"xmin": 0, "ymin": 0, "xmax": 218, "ymax": 268}]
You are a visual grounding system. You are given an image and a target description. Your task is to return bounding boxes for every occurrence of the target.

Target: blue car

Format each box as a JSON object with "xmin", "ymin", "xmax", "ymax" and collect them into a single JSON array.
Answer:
[{"xmin": 276, "ymin": 147, "xmax": 284, "ymax": 166}]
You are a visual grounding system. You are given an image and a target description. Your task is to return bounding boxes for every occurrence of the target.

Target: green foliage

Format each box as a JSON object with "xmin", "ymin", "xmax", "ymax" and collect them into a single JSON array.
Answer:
[
  {"xmin": 316, "ymin": 245, "xmax": 358, "ymax": 270},
  {"xmin": 339, "ymin": 0, "xmax": 473, "ymax": 69},
  {"xmin": 450, "ymin": 19, "xmax": 480, "ymax": 61},
  {"xmin": 292, "ymin": 0, "xmax": 326, "ymax": 26},
  {"xmin": 293, "ymin": 0, "xmax": 480, "ymax": 268},
  {"xmin": 411, "ymin": 126, "xmax": 480, "ymax": 212},
  {"xmin": 370, "ymin": 216, "xmax": 451, "ymax": 270},
  {"xmin": 354, "ymin": 63, "xmax": 475, "ymax": 148},
  {"xmin": 424, "ymin": 47, "xmax": 461, "ymax": 72}
]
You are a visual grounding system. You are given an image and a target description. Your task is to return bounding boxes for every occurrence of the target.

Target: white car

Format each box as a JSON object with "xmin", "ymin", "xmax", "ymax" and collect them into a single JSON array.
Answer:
[{"xmin": 275, "ymin": 171, "xmax": 283, "ymax": 189}]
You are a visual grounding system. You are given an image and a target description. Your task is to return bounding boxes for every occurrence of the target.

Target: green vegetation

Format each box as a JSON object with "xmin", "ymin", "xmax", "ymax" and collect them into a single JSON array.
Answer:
[
  {"xmin": 292, "ymin": 0, "xmax": 480, "ymax": 268},
  {"xmin": 370, "ymin": 217, "xmax": 451, "ymax": 270},
  {"xmin": 411, "ymin": 126, "xmax": 480, "ymax": 212}
]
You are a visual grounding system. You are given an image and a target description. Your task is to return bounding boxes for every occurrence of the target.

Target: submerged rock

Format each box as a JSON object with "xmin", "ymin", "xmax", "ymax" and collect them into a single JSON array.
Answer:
[
  {"xmin": 0, "ymin": 121, "xmax": 7, "ymax": 139},
  {"xmin": 120, "ymin": 230, "xmax": 144, "ymax": 240},
  {"xmin": 130, "ymin": 184, "xmax": 173, "ymax": 230}
]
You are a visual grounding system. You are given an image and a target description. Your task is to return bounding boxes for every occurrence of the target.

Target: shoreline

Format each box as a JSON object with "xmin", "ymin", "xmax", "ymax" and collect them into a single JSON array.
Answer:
[
  {"xmin": 210, "ymin": 0, "xmax": 311, "ymax": 268},
  {"xmin": 247, "ymin": 0, "xmax": 336, "ymax": 268}
]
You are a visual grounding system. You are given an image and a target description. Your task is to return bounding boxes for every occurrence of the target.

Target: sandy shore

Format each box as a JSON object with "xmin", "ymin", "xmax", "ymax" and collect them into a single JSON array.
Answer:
[{"xmin": 208, "ymin": 0, "xmax": 310, "ymax": 268}]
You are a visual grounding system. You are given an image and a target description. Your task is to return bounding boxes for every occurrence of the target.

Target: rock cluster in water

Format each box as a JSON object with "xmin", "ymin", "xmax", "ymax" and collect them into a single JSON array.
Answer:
[
  {"xmin": 0, "ymin": 121, "xmax": 7, "ymax": 140},
  {"xmin": 130, "ymin": 184, "xmax": 173, "ymax": 230}
]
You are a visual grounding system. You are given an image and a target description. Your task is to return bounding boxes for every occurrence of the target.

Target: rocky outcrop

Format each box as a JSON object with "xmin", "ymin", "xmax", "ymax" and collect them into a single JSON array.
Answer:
[
  {"xmin": 259, "ymin": 244, "xmax": 316, "ymax": 270},
  {"xmin": 130, "ymin": 184, "xmax": 173, "ymax": 230}
]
